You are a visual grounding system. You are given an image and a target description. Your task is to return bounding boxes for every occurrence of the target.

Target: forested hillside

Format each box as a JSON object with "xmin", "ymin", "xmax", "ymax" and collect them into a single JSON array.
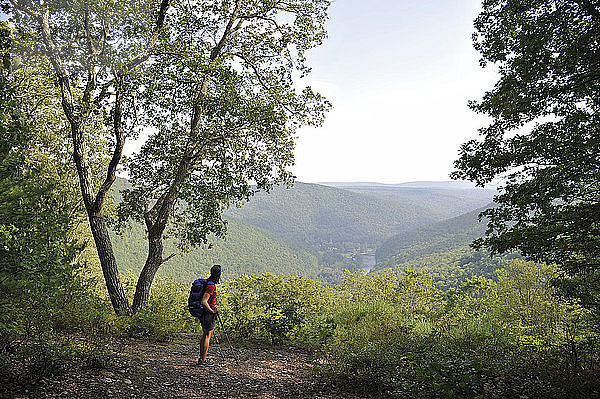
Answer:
[
  {"xmin": 225, "ymin": 182, "xmax": 477, "ymax": 253},
  {"xmin": 112, "ymin": 175, "xmax": 319, "ymax": 280},
  {"xmin": 376, "ymin": 205, "xmax": 490, "ymax": 263},
  {"xmin": 373, "ymin": 204, "xmax": 519, "ymax": 289},
  {"xmin": 110, "ymin": 217, "xmax": 319, "ymax": 282},
  {"xmin": 323, "ymin": 181, "xmax": 495, "ymax": 219}
]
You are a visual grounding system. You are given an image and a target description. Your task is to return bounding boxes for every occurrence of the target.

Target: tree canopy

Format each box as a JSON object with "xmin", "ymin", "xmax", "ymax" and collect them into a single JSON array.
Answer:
[
  {"xmin": 4, "ymin": 0, "xmax": 331, "ymax": 314},
  {"xmin": 452, "ymin": 0, "xmax": 600, "ymax": 276},
  {"xmin": 118, "ymin": 0, "xmax": 331, "ymax": 248}
]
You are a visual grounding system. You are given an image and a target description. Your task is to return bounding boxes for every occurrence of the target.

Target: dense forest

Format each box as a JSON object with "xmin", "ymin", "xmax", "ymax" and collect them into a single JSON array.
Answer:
[
  {"xmin": 109, "ymin": 176, "xmax": 503, "ymax": 285},
  {"xmin": 110, "ymin": 177, "xmax": 498, "ymax": 285},
  {"xmin": 226, "ymin": 181, "xmax": 496, "ymax": 273},
  {"xmin": 109, "ymin": 178, "xmax": 321, "ymax": 281},
  {"xmin": 376, "ymin": 205, "xmax": 491, "ymax": 264},
  {"xmin": 371, "ymin": 205, "xmax": 522, "ymax": 289},
  {"xmin": 227, "ymin": 181, "xmax": 437, "ymax": 251},
  {"xmin": 2, "ymin": 0, "xmax": 600, "ymax": 397}
]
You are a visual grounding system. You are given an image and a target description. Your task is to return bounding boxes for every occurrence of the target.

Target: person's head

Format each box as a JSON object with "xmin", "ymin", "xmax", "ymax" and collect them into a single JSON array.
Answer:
[{"xmin": 209, "ymin": 264, "xmax": 221, "ymax": 284}]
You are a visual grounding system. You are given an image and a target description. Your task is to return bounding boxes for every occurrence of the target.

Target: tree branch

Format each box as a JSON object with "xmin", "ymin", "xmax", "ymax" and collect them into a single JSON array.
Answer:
[
  {"xmin": 38, "ymin": 7, "xmax": 75, "ymax": 119},
  {"xmin": 94, "ymin": 0, "xmax": 171, "ymax": 106},
  {"xmin": 162, "ymin": 253, "xmax": 176, "ymax": 263},
  {"xmin": 232, "ymin": 52, "xmax": 275, "ymax": 93},
  {"xmin": 210, "ymin": 0, "xmax": 243, "ymax": 60},
  {"xmin": 239, "ymin": 14, "xmax": 286, "ymax": 36},
  {"xmin": 93, "ymin": 81, "xmax": 125, "ymax": 214},
  {"xmin": 118, "ymin": 0, "xmax": 171, "ymax": 78}
]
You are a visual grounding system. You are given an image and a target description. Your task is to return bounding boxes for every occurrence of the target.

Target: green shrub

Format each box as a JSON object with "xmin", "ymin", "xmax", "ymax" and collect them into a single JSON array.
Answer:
[
  {"xmin": 320, "ymin": 262, "xmax": 600, "ymax": 397},
  {"xmin": 219, "ymin": 273, "xmax": 333, "ymax": 345},
  {"xmin": 112, "ymin": 276, "xmax": 200, "ymax": 341}
]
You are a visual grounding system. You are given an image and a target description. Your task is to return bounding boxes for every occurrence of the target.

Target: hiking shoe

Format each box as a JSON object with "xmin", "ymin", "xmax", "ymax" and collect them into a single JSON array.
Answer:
[{"xmin": 197, "ymin": 359, "xmax": 216, "ymax": 367}]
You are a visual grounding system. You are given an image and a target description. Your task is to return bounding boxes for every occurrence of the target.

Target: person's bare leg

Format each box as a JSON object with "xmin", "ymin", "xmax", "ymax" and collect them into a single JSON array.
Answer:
[{"xmin": 200, "ymin": 329, "xmax": 214, "ymax": 361}]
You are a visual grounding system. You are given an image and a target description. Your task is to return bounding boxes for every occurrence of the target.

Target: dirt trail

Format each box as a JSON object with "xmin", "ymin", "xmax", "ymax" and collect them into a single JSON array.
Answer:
[{"xmin": 9, "ymin": 337, "xmax": 370, "ymax": 399}]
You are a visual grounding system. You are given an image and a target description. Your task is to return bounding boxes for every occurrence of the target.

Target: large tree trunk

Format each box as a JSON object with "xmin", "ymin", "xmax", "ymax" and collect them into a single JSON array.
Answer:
[
  {"xmin": 132, "ymin": 233, "xmax": 165, "ymax": 313},
  {"xmin": 89, "ymin": 214, "xmax": 132, "ymax": 314},
  {"xmin": 70, "ymin": 120, "xmax": 132, "ymax": 315},
  {"xmin": 128, "ymin": 2, "xmax": 240, "ymax": 313}
]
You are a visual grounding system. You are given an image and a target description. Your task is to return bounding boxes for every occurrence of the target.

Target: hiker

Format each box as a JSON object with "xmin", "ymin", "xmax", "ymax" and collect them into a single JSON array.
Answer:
[{"xmin": 198, "ymin": 264, "xmax": 221, "ymax": 367}]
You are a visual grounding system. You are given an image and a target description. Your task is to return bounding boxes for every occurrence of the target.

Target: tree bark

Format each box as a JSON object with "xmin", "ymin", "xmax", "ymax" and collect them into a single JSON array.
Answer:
[
  {"xmin": 132, "ymin": 232, "xmax": 164, "ymax": 313},
  {"xmin": 89, "ymin": 214, "xmax": 132, "ymax": 314},
  {"xmin": 70, "ymin": 120, "xmax": 133, "ymax": 315}
]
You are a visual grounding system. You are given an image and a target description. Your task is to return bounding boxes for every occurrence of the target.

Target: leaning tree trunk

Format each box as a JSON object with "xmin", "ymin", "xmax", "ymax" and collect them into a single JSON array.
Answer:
[
  {"xmin": 70, "ymin": 120, "xmax": 132, "ymax": 315},
  {"xmin": 130, "ymin": 153, "xmax": 193, "ymax": 312},
  {"xmin": 88, "ymin": 214, "xmax": 132, "ymax": 314},
  {"xmin": 129, "ymin": 3, "xmax": 238, "ymax": 312},
  {"xmin": 131, "ymin": 233, "xmax": 165, "ymax": 313}
]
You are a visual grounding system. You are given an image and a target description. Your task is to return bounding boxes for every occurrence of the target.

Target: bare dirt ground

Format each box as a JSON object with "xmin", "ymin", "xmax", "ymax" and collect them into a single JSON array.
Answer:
[{"xmin": 6, "ymin": 336, "xmax": 371, "ymax": 399}]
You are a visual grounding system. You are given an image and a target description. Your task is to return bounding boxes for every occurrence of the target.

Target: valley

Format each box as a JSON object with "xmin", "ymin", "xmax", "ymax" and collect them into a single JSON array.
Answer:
[{"xmin": 111, "ymin": 179, "xmax": 498, "ymax": 287}]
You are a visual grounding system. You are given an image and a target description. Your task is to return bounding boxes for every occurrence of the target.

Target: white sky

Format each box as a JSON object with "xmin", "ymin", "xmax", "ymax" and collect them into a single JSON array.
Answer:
[
  {"xmin": 293, "ymin": 0, "xmax": 498, "ymax": 184},
  {"xmin": 2, "ymin": 2, "xmax": 498, "ymax": 185}
]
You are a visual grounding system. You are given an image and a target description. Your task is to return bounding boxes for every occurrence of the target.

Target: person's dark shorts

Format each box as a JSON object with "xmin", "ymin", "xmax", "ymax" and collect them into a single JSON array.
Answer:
[{"xmin": 200, "ymin": 311, "xmax": 217, "ymax": 331}]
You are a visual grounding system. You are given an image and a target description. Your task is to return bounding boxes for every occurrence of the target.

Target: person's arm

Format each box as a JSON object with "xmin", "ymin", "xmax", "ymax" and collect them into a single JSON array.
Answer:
[{"xmin": 201, "ymin": 291, "xmax": 218, "ymax": 313}]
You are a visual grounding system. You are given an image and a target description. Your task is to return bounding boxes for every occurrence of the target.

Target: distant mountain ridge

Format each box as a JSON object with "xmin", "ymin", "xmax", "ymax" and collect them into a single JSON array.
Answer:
[
  {"xmin": 319, "ymin": 180, "xmax": 496, "ymax": 190},
  {"xmin": 318, "ymin": 182, "xmax": 495, "ymax": 220},
  {"xmin": 110, "ymin": 177, "xmax": 500, "ymax": 284},
  {"xmin": 226, "ymin": 182, "xmax": 442, "ymax": 252}
]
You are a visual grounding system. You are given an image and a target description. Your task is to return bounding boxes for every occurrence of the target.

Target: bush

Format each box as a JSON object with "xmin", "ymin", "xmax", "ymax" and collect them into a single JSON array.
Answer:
[
  {"xmin": 320, "ymin": 262, "xmax": 600, "ymax": 397},
  {"xmin": 5, "ymin": 260, "xmax": 598, "ymax": 398},
  {"xmin": 219, "ymin": 273, "xmax": 333, "ymax": 345},
  {"xmin": 112, "ymin": 276, "xmax": 200, "ymax": 341}
]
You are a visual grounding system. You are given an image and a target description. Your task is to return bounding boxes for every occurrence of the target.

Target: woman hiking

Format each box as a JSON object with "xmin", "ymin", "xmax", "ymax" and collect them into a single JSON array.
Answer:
[{"xmin": 198, "ymin": 264, "xmax": 221, "ymax": 367}]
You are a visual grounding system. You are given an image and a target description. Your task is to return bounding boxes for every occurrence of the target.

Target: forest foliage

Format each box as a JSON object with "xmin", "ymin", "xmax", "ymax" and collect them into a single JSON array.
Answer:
[
  {"xmin": 452, "ymin": 0, "xmax": 600, "ymax": 311},
  {"xmin": 7, "ymin": 260, "xmax": 599, "ymax": 397},
  {"xmin": 376, "ymin": 205, "xmax": 491, "ymax": 266},
  {"xmin": 209, "ymin": 263, "xmax": 599, "ymax": 397},
  {"xmin": 373, "ymin": 204, "xmax": 521, "ymax": 290},
  {"xmin": 0, "ymin": 20, "xmax": 113, "ymax": 386},
  {"xmin": 2, "ymin": 0, "xmax": 600, "ymax": 397}
]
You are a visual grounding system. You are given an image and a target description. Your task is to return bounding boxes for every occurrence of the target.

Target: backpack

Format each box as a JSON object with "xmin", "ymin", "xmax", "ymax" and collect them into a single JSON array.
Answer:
[{"xmin": 188, "ymin": 278, "xmax": 216, "ymax": 318}]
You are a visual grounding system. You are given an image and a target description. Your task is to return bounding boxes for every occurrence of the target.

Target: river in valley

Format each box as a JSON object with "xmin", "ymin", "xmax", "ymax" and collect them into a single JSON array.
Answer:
[{"xmin": 361, "ymin": 253, "xmax": 376, "ymax": 273}]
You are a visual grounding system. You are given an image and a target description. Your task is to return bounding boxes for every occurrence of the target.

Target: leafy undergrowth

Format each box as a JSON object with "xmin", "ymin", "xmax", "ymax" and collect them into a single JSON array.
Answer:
[{"xmin": 3, "ymin": 262, "xmax": 600, "ymax": 398}]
